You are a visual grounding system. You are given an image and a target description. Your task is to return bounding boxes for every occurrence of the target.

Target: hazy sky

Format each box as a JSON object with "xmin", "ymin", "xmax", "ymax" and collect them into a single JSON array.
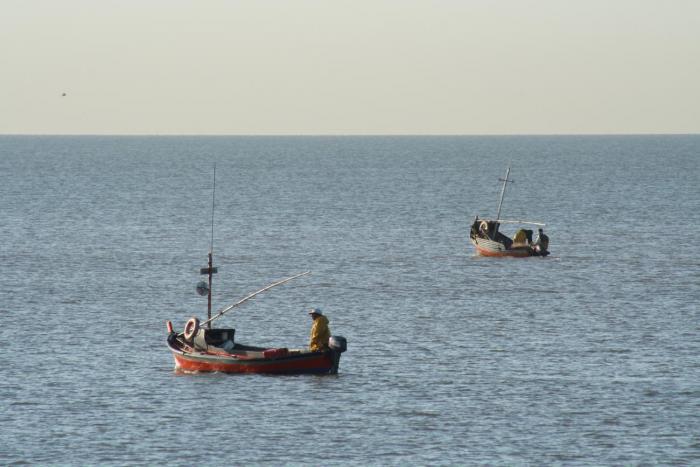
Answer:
[{"xmin": 2, "ymin": 0, "xmax": 699, "ymax": 135}]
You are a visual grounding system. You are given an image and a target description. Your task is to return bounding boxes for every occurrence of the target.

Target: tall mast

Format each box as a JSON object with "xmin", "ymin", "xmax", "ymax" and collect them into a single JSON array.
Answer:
[
  {"xmin": 495, "ymin": 165, "xmax": 513, "ymax": 221},
  {"xmin": 210, "ymin": 163, "xmax": 216, "ymax": 255},
  {"xmin": 200, "ymin": 164, "xmax": 218, "ymax": 329}
]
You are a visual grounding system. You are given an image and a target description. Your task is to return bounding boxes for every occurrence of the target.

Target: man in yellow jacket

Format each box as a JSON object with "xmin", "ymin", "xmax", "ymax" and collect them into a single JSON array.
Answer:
[{"xmin": 308, "ymin": 308, "xmax": 331, "ymax": 352}]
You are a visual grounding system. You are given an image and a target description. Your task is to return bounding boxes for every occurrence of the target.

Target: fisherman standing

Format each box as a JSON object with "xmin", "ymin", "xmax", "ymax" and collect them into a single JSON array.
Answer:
[
  {"xmin": 308, "ymin": 308, "xmax": 331, "ymax": 351},
  {"xmin": 533, "ymin": 228, "xmax": 549, "ymax": 253}
]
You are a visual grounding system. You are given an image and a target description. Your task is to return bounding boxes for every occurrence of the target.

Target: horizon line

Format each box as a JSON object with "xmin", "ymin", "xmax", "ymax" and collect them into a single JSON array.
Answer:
[{"xmin": 1, "ymin": 132, "xmax": 698, "ymax": 137}]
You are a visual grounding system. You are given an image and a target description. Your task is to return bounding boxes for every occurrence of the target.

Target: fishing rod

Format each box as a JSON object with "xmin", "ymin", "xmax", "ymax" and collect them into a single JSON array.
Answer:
[{"xmin": 198, "ymin": 271, "xmax": 311, "ymax": 328}]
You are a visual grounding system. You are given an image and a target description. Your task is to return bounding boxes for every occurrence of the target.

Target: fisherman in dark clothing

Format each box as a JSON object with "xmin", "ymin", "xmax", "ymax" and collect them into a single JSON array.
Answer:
[
  {"xmin": 533, "ymin": 228, "xmax": 549, "ymax": 253},
  {"xmin": 525, "ymin": 229, "xmax": 533, "ymax": 244}
]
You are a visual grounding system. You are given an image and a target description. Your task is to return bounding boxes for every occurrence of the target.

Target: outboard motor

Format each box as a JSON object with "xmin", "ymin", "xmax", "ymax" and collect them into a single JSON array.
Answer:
[
  {"xmin": 329, "ymin": 335, "xmax": 347, "ymax": 353},
  {"xmin": 328, "ymin": 335, "xmax": 347, "ymax": 374}
]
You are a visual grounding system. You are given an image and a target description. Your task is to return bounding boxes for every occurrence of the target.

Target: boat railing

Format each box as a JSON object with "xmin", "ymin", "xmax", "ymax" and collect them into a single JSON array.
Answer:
[{"xmin": 494, "ymin": 219, "xmax": 546, "ymax": 226}]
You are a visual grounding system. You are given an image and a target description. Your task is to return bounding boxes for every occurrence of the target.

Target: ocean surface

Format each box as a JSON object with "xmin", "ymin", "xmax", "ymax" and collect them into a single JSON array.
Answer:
[{"xmin": 1, "ymin": 135, "xmax": 698, "ymax": 466}]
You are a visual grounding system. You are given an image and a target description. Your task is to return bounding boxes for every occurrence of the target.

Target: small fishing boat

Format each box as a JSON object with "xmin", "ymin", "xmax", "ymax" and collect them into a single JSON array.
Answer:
[
  {"xmin": 166, "ymin": 271, "xmax": 347, "ymax": 375},
  {"xmin": 166, "ymin": 168, "xmax": 347, "ymax": 375},
  {"xmin": 469, "ymin": 166, "xmax": 550, "ymax": 258}
]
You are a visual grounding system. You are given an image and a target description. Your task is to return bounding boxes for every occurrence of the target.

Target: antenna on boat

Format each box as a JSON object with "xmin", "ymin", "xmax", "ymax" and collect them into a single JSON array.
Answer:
[
  {"xmin": 496, "ymin": 164, "xmax": 513, "ymax": 221},
  {"xmin": 199, "ymin": 164, "xmax": 218, "ymax": 329},
  {"xmin": 210, "ymin": 163, "xmax": 216, "ymax": 255}
]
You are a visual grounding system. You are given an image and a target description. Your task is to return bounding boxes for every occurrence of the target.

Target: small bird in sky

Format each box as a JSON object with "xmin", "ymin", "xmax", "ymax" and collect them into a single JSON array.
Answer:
[{"xmin": 62, "ymin": 92, "xmax": 67, "ymax": 97}]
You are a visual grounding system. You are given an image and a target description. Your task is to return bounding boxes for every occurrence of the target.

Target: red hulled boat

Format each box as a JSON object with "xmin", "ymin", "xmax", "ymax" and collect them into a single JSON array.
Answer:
[
  {"xmin": 166, "ymin": 167, "xmax": 346, "ymax": 375},
  {"xmin": 165, "ymin": 270, "xmax": 347, "ymax": 375},
  {"xmin": 167, "ymin": 325, "xmax": 346, "ymax": 375},
  {"xmin": 165, "ymin": 269, "xmax": 347, "ymax": 375},
  {"xmin": 469, "ymin": 166, "xmax": 550, "ymax": 258}
]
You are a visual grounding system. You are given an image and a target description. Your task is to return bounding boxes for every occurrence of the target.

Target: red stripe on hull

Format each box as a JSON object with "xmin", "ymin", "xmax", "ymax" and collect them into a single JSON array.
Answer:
[
  {"xmin": 172, "ymin": 351, "xmax": 334, "ymax": 374},
  {"xmin": 474, "ymin": 244, "xmax": 531, "ymax": 257}
]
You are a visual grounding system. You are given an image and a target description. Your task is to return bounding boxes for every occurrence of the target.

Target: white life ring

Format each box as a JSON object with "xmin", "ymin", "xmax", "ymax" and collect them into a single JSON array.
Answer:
[
  {"xmin": 480, "ymin": 220, "xmax": 489, "ymax": 233},
  {"xmin": 184, "ymin": 317, "xmax": 200, "ymax": 341}
]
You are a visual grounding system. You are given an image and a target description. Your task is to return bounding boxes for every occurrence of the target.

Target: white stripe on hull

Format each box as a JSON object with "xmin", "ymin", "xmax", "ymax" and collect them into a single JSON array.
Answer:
[
  {"xmin": 470, "ymin": 236, "xmax": 532, "ymax": 257},
  {"xmin": 472, "ymin": 236, "xmax": 506, "ymax": 252}
]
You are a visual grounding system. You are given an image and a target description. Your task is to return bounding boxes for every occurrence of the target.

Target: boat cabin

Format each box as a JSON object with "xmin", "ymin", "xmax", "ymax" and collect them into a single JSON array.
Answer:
[
  {"xmin": 471, "ymin": 218, "xmax": 517, "ymax": 248},
  {"xmin": 191, "ymin": 327, "xmax": 236, "ymax": 352}
]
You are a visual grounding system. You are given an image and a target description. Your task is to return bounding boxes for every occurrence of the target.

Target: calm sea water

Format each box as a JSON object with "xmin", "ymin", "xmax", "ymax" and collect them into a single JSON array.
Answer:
[{"xmin": 1, "ymin": 135, "xmax": 699, "ymax": 465}]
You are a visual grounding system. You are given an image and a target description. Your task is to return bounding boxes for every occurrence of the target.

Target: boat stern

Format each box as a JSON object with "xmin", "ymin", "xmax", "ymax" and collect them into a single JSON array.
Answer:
[{"xmin": 328, "ymin": 335, "xmax": 347, "ymax": 374}]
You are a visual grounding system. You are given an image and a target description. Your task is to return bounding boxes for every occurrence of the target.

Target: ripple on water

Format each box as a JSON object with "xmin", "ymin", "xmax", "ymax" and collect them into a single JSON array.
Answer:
[{"xmin": 1, "ymin": 135, "xmax": 699, "ymax": 465}]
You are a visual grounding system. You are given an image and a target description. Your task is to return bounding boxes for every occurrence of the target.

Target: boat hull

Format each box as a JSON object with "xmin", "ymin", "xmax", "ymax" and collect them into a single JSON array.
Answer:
[
  {"xmin": 167, "ymin": 335, "xmax": 341, "ymax": 375},
  {"xmin": 470, "ymin": 236, "xmax": 545, "ymax": 258}
]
